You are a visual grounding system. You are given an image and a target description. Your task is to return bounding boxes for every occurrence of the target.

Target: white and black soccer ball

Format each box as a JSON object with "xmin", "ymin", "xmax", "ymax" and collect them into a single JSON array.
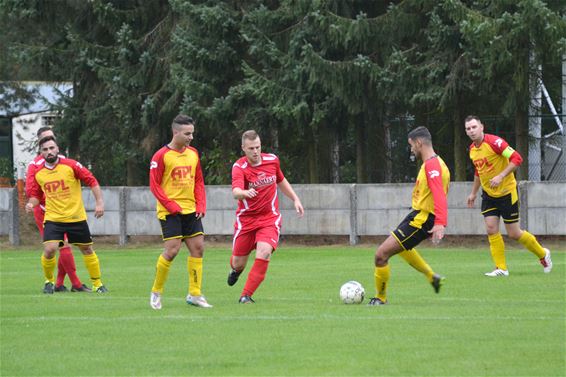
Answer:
[{"xmin": 339, "ymin": 281, "xmax": 365, "ymax": 304}]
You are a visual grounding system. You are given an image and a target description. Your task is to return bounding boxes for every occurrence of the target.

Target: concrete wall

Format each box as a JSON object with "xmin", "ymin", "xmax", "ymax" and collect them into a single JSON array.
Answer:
[{"xmin": 2, "ymin": 182, "xmax": 564, "ymax": 246}]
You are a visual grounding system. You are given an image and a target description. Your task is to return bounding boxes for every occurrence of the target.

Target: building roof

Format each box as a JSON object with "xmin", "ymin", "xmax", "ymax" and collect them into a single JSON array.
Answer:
[{"xmin": 0, "ymin": 81, "xmax": 72, "ymax": 117}]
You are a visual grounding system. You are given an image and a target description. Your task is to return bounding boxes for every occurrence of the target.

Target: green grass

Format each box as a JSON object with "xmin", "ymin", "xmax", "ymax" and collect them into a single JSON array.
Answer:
[{"xmin": 1, "ymin": 244, "xmax": 564, "ymax": 376}]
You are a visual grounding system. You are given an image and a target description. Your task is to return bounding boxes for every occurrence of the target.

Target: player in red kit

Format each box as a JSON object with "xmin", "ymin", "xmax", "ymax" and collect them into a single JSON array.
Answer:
[
  {"xmin": 227, "ymin": 130, "xmax": 304, "ymax": 304},
  {"xmin": 25, "ymin": 126, "xmax": 89, "ymax": 292}
]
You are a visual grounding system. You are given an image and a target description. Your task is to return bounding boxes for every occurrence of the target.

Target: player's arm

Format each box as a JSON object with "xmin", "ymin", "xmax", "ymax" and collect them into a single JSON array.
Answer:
[
  {"xmin": 25, "ymin": 161, "xmax": 38, "ymax": 199},
  {"xmin": 193, "ymin": 157, "xmax": 206, "ymax": 218},
  {"xmin": 90, "ymin": 184, "xmax": 104, "ymax": 218},
  {"xmin": 149, "ymin": 152, "xmax": 182, "ymax": 214},
  {"xmin": 467, "ymin": 175, "xmax": 481, "ymax": 208},
  {"xmin": 71, "ymin": 160, "xmax": 105, "ymax": 218},
  {"xmin": 278, "ymin": 178, "xmax": 304, "ymax": 217},
  {"xmin": 425, "ymin": 159, "xmax": 447, "ymax": 244},
  {"xmin": 25, "ymin": 174, "xmax": 42, "ymax": 213},
  {"xmin": 231, "ymin": 163, "xmax": 257, "ymax": 200}
]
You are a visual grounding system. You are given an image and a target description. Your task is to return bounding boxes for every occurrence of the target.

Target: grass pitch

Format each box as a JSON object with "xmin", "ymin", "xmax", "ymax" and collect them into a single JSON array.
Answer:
[{"xmin": 1, "ymin": 244, "xmax": 564, "ymax": 376}]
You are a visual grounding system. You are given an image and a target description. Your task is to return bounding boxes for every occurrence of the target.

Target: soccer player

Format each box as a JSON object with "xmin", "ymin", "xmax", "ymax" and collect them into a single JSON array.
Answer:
[
  {"xmin": 148, "ymin": 114, "xmax": 211, "ymax": 310},
  {"xmin": 369, "ymin": 126, "xmax": 448, "ymax": 306},
  {"xmin": 25, "ymin": 136, "xmax": 108, "ymax": 294},
  {"xmin": 464, "ymin": 115, "xmax": 552, "ymax": 276},
  {"xmin": 227, "ymin": 130, "xmax": 304, "ymax": 304},
  {"xmin": 26, "ymin": 126, "xmax": 89, "ymax": 292}
]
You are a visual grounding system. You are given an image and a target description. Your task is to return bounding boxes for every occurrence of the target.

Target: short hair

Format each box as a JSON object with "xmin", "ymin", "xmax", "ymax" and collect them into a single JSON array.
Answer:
[
  {"xmin": 37, "ymin": 126, "xmax": 53, "ymax": 138},
  {"xmin": 241, "ymin": 130, "xmax": 259, "ymax": 145},
  {"xmin": 464, "ymin": 115, "xmax": 482, "ymax": 123},
  {"xmin": 172, "ymin": 114, "xmax": 194, "ymax": 130},
  {"xmin": 408, "ymin": 126, "xmax": 432, "ymax": 144},
  {"xmin": 38, "ymin": 135, "xmax": 57, "ymax": 148}
]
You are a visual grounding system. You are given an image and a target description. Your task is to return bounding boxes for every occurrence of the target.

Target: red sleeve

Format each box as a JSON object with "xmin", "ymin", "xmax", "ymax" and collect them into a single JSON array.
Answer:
[
  {"xmin": 193, "ymin": 153, "xmax": 206, "ymax": 214},
  {"xmin": 26, "ymin": 166, "xmax": 43, "ymax": 200},
  {"xmin": 149, "ymin": 148, "xmax": 182, "ymax": 214},
  {"xmin": 66, "ymin": 159, "xmax": 99, "ymax": 187},
  {"xmin": 485, "ymin": 134, "xmax": 523, "ymax": 166},
  {"xmin": 275, "ymin": 156, "xmax": 285, "ymax": 183},
  {"xmin": 25, "ymin": 161, "xmax": 38, "ymax": 198},
  {"xmin": 425, "ymin": 159, "xmax": 448, "ymax": 226},
  {"xmin": 509, "ymin": 151, "xmax": 523, "ymax": 166},
  {"xmin": 484, "ymin": 134, "xmax": 509, "ymax": 154},
  {"xmin": 231, "ymin": 162, "xmax": 245, "ymax": 190}
]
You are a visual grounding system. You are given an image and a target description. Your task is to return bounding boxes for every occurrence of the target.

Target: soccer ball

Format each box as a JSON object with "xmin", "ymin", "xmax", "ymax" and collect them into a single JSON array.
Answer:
[{"xmin": 339, "ymin": 281, "xmax": 365, "ymax": 304}]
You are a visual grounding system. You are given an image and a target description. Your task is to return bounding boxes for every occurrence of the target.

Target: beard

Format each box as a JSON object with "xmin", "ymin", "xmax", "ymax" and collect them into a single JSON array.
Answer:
[{"xmin": 45, "ymin": 154, "xmax": 57, "ymax": 164}]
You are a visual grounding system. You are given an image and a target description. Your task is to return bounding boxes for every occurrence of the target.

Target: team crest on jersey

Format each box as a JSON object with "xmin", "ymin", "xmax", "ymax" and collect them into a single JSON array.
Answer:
[{"xmin": 428, "ymin": 170, "xmax": 440, "ymax": 179}]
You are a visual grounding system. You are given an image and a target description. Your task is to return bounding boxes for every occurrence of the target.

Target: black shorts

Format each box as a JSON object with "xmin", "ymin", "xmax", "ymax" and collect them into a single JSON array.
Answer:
[
  {"xmin": 43, "ymin": 220, "xmax": 93, "ymax": 246},
  {"xmin": 159, "ymin": 213, "xmax": 204, "ymax": 241},
  {"xmin": 391, "ymin": 210, "xmax": 435, "ymax": 251},
  {"xmin": 481, "ymin": 191, "xmax": 519, "ymax": 223}
]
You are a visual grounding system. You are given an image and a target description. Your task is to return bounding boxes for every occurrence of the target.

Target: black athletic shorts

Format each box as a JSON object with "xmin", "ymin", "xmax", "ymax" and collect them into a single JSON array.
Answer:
[
  {"xmin": 43, "ymin": 220, "xmax": 93, "ymax": 245},
  {"xmin": 391, "ymin": 210, "xmax": 435, "ymax": 251},
  {"xmin": 159, "ymin": 213, "xmax": 204, "ymax": 241},
  {"xmin": 481, "ymin": 191, "xmax": 519, "ymax": 223}
]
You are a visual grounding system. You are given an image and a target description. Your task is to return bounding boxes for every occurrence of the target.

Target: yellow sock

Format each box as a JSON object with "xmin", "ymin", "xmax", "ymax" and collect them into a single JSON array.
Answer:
[
  {"xmin": 399, "ymin": 248, "xmax": 434, "ymax": 282},
  {"xmin": 83, "ymin": 252, "xmax": 103, "ymax": 288},
  {"xmin": 188, "ymin": 256, "xmax": 203, "ymax": 296},
  {"xmin": 152, "ymin": 255, "xmax": 172, "ymax": 294},
  {"xmin": 488, "ymin": 233, "xmax": 507, "ymax": 270},
  {"xmin": 374, "ymin": 265, "xmax": 390, "ymax": 302},
  {"xmin": 41, "ymin": 255, "xmax": 56, "ymax": 283},
  {"xmin": 518, "ymin": 231, "xmax": 545, "ymax": 259}
]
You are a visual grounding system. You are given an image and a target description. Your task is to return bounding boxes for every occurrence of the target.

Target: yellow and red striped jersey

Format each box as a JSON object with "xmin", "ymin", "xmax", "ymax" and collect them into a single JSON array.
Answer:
[
  {"xmin": 411, "ymin": 156, "xmax": 450, "ymax": 226},
  {"xmin": 469, "ymin": 133, "xmax": 523, "ymax": 200},
  {"xmin": 149, "ymin": 145, "xmax": 206, "ymax": 220},
  {"xmin": 27, "ymin": 158, "xmax": 99, "ymax": 223}
]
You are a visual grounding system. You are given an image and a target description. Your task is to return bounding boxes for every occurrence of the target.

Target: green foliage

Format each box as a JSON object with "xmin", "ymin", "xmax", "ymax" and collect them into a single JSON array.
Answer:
[{"xmin": 2, "ymin": 0, "xmax": 564, "ymax": 184}]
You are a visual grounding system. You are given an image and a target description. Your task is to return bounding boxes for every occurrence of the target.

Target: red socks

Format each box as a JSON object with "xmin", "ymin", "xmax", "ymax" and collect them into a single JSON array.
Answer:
[
  {"xmin": 242, "ymin": 259, "xmax": 269, "ymax": 297},
  {"xmin": 57, "ymin": 247, "xmax": 82, "ymax": 288}
]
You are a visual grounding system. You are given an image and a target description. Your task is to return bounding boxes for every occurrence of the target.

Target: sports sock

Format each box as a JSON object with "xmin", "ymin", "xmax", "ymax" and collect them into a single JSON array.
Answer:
[
  {"xmin": 488, "ymin": 233, "xmax": 507, "ymax": 270},
  {"xmin": 518, "ymin": 231, "xmax": 546, "ymax": 259},
  {"xmin": 56, "ymin": 255, "xmax": 66, "ymax": 287},
  {"xmin": 41, "ymin": 254, "xmax": 56, "ymax": 283},
  {"xmin": 374, "ymin": 264, "xmax": 390, "ymax": 302},
  {"xmin": 241, "ymin": 259, "xmax": 269, "ymax": 297},
  {"xmin": 188, "ymin": 256, "xmax": 203, "ymax": 296},
  {"xmin": 152, "ymin": 255, "xmax": 172, "ymax": 294},
  {"xmin": 59, "ymin": 246, "xmax": 82, "ymax": 287},
  {"xmin": 399, "ymin": 248, "xmax": 434, "ymax": 282},
  {"xmin": 83, "ymin": 252, "xmax": 103, "ymax": 289}
]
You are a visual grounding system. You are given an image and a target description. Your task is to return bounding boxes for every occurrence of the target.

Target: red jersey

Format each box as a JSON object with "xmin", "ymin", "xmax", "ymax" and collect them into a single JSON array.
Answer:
[
  {"xmin": 149, "ymin": 145, "xmax": 206, "ymax": 220},
  {"xmin": 232, "ymin": 153, "xmax": 285, "ymax": 228},
  {"xmin": 27, "ymin": 157, "xmax": 99, "ymax": 223}
]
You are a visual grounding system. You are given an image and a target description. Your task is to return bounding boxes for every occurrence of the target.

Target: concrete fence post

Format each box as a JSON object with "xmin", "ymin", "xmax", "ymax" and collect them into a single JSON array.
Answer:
[
  {"xmin": 518, "ymin": 181, "xmax": 529, "ymax": 230},
  {"xmin": 10, "ymin": 188, "xmax": 20, "ymax": 246},
  {"xmin": 349, "ymin": 184, "xmax": 360, "ymax": 245},
  {"xmin": 119, "ymin": 187, "xmax": 128, "ymax": 246}
]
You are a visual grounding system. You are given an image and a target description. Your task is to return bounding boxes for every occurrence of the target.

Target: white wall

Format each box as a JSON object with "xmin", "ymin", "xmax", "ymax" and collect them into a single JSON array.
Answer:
[{"xmin": 11, "ymin": 113, "xmax": 55, "ymax": 180}]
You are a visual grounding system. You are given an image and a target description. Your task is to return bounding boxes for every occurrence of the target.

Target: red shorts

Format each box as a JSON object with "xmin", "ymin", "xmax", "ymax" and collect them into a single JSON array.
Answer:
[
  {"xmin": 33, "ymin": 205, "xmax": 45, "ymax": 237},
  {"xmin": 232, "ymin": 218, "xmax": 281, "ymax": 256}
]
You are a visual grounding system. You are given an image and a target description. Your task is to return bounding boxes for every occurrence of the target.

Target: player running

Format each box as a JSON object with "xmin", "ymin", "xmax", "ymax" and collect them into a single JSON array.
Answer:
[{"xmin": 227, "ymin": 130, "xmax": 304, "ymax": 304}]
